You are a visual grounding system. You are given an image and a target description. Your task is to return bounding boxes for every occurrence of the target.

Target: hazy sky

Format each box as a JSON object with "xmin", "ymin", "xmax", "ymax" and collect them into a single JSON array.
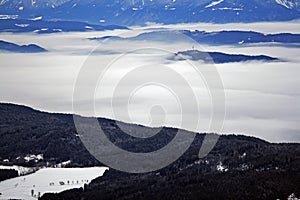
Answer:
[{"xmin": 0, "ymin": 21, "xmax": 300, "ymax": 142}]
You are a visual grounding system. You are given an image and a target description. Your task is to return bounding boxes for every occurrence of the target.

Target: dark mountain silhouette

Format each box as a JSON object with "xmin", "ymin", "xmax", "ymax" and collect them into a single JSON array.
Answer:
[
  {"xmin": 0, "ymin": 40, "xmax": 46, "ymax": 53},
  {"xmin": 173, "ymin": 50, "xmax": 279, "ymax": 63},
  {"xmin": 0, "ymin": 103, "xmax": 299, "ymax": 199},
  {"xmin": 91, "ymin": 30, "xmax": 300, "ymax": 46}
]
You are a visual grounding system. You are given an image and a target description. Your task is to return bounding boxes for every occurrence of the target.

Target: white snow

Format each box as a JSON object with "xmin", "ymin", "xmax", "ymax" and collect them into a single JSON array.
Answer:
[
  {"xmin": 205, "ymin": 0, "xmax": 224, "ymax": 8},
  {"xmin": 18, "ymin": 6, "xmax": 24, "ymax": 11},
  {"xmin": 54, "ymin": 160, "xmax": 71, "ymax": 168},
  {"xmin": 239, "ymin": 152, "xmax": 247, "ymax": 158},
  {"xmin": 0, "ymin": 167, "xmax": 108, "ymax": 200},
  {"xmin": 23, "ymin": 154, "xmax": 43, "ymax": 163},
  {"xmin": 288, "ymin": 193, "xmax": 300, "ymax": 200},
  {"xmin": 14, "ymin": 23, "xmax": 29, "ymax": 27},
  {"xmin": 85, "ymin": 26, "xmax": 93, "ymax": 29},
  {"xmin": 52, "ymin": 28, "xmax": 62, "ymax": 32},
  {"xmin": 275, "ymin": 0, "xmax": 295, "ymax": 9},
  {"xmin": 0, "ymin": 14, "xmax": 18, "ymax": 20},
  {"xmin": 216, "ymin": 162, "xmax": 228, "ymax": 172},
  {"xmin": 40, "ymin": 28, "xmax": 48, "ymax": 31},
  {"xmin": 167, "ymin": 7, "xmax": 176, "ymax": 10},
  {"xmin": 214, "ymin": 7, "xmax": 243, "ymax": 10},
  {"xmin": 31, "ymin": 16, "xmax": 42, "ymax": 21},
  {"xmin": 0, "ymin": 0, "xmax": 8, "ymax": 6},
  {"xmin": 99, "ymin": 19, "xmax": 106, "ymax": 23},
  {"xmin": 132, "ymin": 7, "xmax": 139, "ymax": 10},
  {"xmin": 238, "ymin": 163, "xmax": 249, "ymax": 171}
]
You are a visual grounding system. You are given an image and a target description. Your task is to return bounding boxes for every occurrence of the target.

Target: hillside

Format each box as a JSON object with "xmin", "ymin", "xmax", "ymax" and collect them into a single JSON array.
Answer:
[{"xmin": 0, "ymin": 103, "xmax": 299, "ymax": 199}]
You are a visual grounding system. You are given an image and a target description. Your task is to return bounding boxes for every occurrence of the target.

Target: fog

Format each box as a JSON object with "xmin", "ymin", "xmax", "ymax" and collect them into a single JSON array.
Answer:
[{"xmin": 0, "ymin": 22, "xmax": 300, "ymax": 142}]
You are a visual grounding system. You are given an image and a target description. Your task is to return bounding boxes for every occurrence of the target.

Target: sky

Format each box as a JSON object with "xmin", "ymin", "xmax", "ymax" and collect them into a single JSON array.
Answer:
[{"xmin": 0, "ymin": 21, "xmax": 300, "ymax": 142}]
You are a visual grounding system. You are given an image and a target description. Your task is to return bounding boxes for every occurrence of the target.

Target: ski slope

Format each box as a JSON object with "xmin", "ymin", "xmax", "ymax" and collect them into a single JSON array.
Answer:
[{"xmin": 0, "ymin": 167, "xmax": 108, "ymax": 199}]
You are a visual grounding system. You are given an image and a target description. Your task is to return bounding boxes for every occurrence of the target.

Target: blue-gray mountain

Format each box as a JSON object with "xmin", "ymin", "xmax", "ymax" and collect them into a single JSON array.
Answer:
[
  {"xmin": 90, "ymin": 30, "xmax": 300, "ymax": 46},
  {"xmin": 0, "ymin": 18, "xmax": 127, "ymax": 33},
  {"xmin": 0, "ymin": 0, "xmax": 300, "ymax": 25},
  {"xmin": 173, "ymin": 50, "xmax": 279, "ymax": 63},
  {"xmin": 0, "ymin": 40, "xmax": 46, "ymax": 52}
]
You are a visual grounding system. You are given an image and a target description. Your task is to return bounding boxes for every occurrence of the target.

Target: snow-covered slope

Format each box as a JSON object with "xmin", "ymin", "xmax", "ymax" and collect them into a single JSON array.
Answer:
[
  {"xmin": 0, "ymin": 167, "xmax": 108, "ymax": 200},
  {"xmin": 0, "ymin": 0, "xmax": 299, "ymax": 25},
  {"xmin": 275, "ymin": 0, "xmax": 299, "ymax": 9}
]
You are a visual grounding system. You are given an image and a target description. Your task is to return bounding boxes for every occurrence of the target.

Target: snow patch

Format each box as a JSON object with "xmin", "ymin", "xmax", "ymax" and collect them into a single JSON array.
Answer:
[
  {"xmin": 54, "ymin": 160, "xmax": 71, "ymax": 168},
  {"xmin": 18, "ymin": 6, "xmax": 23, "ymax": 11},
  {"xmin": 213, "ymin": 7, "xmax": 243, "ymax": 11},
  {"xmin": 288, "ymin": 193, "xmax": 300, "ymax": 200},
  {"xmin": 167, "ymin": 7, "xmax": 176, "ymax": 10},
  {"xmin": 275, "ymin": 0, "xmax": 295, "ymax": 9},
  {"xmin": 0, "ymin": 0, "xmax": 8, "ymax": 6},
  {"xmin": 24, "ymin": 154, "xmax": 43, "ymax": 163},
  {"xmin": 239, "ymin": 152, "xmax": 247, "ymax": 158},
  {"xmin": 238, "ymin": 163, "xmax": 249, "ymax": 171},
  {"xmin": 0, "ymin": 14, "xmax": 18, "ymax": 20},
  {"xmin": 52, "ymin": 28, "xmax": 62, "ymax": 32},
  {"xmin": 205, "ymin": 0, "xmax": 224, "ymax": 8},
  {"xmin": 15, "ymin": 23, "xmax": 29, "ymax": 27},
  {"xmin": 0, "ymin": 167, "xmax": 109, "ymax": 200},
  {"xmin": 216, "ymin": 162, "xmax": 228, "ymax": 172},
  {"xmin": 31, "ymin": 16, "xmax": 42, "ymax": 21}
]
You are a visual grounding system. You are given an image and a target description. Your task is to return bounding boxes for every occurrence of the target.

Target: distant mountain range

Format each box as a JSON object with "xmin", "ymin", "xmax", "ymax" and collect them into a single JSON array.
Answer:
[
  {"xmin": 173, "ymin": 50, "xmax": 279, "ymax": 63},
  {"xmin": 0, "ymin": 0, "xmax": 300, "ymax": 25},
  {"xmin": 0, "ymin": 18, "xmax": 127, "ymax": 33},
  {"xmin": 0, "ymin": 103, "xmax": 300, "ymax": 199},
  {"xmin": 0, "ymin": 40, "xmax": 46, "ymax": 53},
  {"xmin": 92, "ymin": 30, "xmax": 300, "ymax": 46}
]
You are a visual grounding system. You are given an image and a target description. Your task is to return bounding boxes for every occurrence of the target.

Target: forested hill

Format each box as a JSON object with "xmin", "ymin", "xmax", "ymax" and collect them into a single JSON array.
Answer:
[{"xmin": 0, "ymin": 103, "xmax": 299, "ymax": 199}]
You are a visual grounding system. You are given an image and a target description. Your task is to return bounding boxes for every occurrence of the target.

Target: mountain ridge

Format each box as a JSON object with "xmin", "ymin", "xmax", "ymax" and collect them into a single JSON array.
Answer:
[
  {"xmin": 0, "ymin": 103, "xmax": 299, "ymax": 199},
  {"xmin": 0, "ymin": 40, "xmax": 47, "ymax": 52},
  {"xmin": 1, "ymin": 0, "xmax": 300, "ymax": 25}
]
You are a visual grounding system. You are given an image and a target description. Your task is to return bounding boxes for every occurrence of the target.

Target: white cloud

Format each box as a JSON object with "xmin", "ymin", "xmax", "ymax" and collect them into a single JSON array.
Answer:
[{"xmin": 1, "ymin": 22, "xmax": 300, "ymax": 142}]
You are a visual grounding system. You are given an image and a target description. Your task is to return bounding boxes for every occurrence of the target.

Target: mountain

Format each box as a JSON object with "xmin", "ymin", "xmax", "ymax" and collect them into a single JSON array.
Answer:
[
  {"xmin": 172, "ymin": 50, "xmax": 279, "ymax": 63},
  {"xmin": 0, "ymin": 103, "xmax": 300, "ymax": 199},
  {"xmin": 0, "ymin": 40, "xmax": 46, "ymax": 52},
  {"xmin": 0, "ymin": 18, "xmax": 127, "ymax": 33},
  {"xmin": 91, "ymin": 30, "xmax": 300, "ymax": 47},
  {"xmin": 0, "ymin": 0, "xmax": 300, "ymax": 25},
  {"xmin": 0, "ymin": 103, "xmax": 99, "ymax": 167}
]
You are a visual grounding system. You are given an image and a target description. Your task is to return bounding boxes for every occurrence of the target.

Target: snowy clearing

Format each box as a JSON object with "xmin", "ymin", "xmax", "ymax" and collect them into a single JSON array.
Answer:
[{"xmin": 0, "ymin": 167, "xmax": 108, "ymax": 199}]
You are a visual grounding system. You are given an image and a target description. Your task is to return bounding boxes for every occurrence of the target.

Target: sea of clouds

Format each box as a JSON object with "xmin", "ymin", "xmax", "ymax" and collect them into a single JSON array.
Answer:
[{"xmin": 0, "ymin": 21, "xmax": 299, "ymax": 142}]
